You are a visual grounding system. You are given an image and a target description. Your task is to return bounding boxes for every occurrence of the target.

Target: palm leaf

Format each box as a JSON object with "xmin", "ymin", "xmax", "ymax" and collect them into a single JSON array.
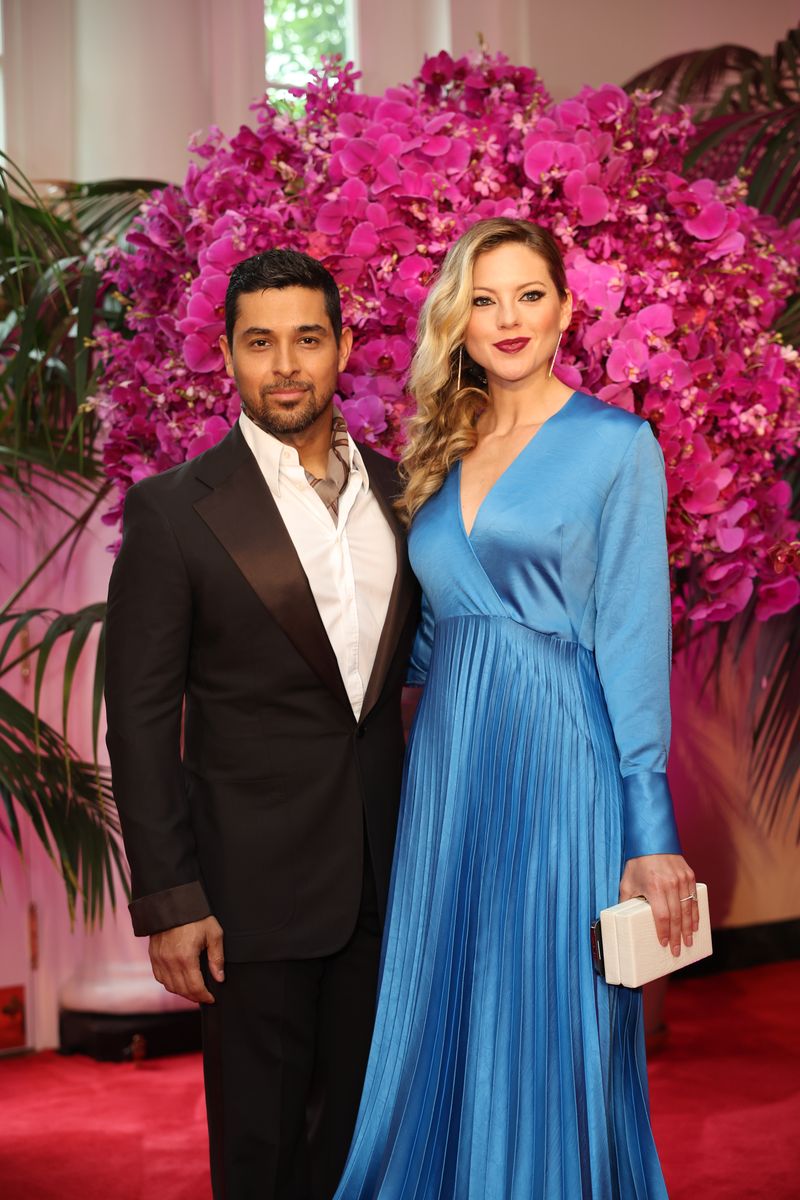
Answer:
[
  {"xmin": 1, "ymin": 157, "xmax": 163, "ymax": 485},
  {"xmin": 746, "ymin": 613, "xmax": 800, "ymax": 841},
  {"xmin": 54, "ymin": 178, "xmax": 167, "ymax": 242},
  {"xmin": 0, "ymin": 485, "xmax": 110, "ymax": 615},
  {"xmin": 624, "ymin": 43, "xmax": 763, "ymax": 111},
  {"xmin": 0, "ymin": 156, "xmax": 159, "ymax": 925},
  {"xmin": 0, "ymin": 686, "xmax": 128, "ymax": 924},
  {"xmin": 775, "ymin": 295, "xmax": 800, "ymax": 346},
  {"xmin": 625, "ymin": 27, "xmax": 800, "ymax": 225},
  {"xmin": 687, "ymin": 105, "xmax": 800, "ymax": 223}
]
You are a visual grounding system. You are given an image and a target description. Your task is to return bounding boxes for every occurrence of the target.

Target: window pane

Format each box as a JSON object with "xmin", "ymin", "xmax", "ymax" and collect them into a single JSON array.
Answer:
[{"xmin": 265, "ymin": 0, "xmax": 351, "ymax": 86}]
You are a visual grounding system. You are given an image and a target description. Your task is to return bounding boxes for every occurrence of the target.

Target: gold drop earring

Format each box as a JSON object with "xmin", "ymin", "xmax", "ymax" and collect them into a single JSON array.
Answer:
[
  {"xmin": 548, "ymin": 330, "xmax": 563, "ymax": 379},
  {"xmin": 457, "ymin": 345, "xmax": 463, "ymax": 391}
]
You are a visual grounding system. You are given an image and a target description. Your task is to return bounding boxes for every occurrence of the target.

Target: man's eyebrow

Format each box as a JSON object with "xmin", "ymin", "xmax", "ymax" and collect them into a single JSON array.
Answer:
[{"xmin": 240, "ymin": 323, "xmax": 329, "ymax": 336}]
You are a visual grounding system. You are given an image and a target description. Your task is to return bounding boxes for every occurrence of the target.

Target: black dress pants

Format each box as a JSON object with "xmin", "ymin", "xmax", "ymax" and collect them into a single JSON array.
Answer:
[{"xmin": 201, "ymin": 849, "xmax": 381, "ymax": 1200}]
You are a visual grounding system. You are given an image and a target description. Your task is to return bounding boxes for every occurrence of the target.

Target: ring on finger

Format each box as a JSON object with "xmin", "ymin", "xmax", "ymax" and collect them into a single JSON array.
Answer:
[{"xmin": 679, "ymin": 893, "xmax": 697, "ymax": 902}]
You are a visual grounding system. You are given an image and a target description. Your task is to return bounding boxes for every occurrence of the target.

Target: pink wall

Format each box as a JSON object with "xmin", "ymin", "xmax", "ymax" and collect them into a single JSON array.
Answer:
[
  {"xmin": 1, "ymin": 490, "xmax": 146, "ymax": 1050},
  {"xmin": 4, "ymin": 0, "xmax": 798, "ymax": 181}
]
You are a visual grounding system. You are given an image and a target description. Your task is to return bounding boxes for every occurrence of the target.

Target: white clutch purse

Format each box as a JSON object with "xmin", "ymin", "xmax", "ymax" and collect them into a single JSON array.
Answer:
[{"xmin": 591, "ymin": 883, "xmax": 712, "ymax": 987}]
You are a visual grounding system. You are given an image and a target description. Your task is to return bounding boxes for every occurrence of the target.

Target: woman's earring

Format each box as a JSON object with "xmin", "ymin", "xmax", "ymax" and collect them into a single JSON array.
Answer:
[
  {"xmin": 457, "ymin": 345, "xmax": 463, "ymax": 391},
  {"xmin": 548, "ymin": 330, "xmax": 563, "ymax": 379}
]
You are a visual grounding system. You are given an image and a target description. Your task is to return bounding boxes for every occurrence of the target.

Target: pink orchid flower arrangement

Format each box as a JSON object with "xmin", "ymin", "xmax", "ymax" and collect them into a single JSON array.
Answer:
[{"xmin": 96, "ymin": 52, "xmax": 800, "ymax": 632}]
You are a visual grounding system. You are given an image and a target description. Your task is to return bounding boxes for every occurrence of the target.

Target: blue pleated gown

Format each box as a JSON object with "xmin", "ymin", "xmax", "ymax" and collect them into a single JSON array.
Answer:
[{"xmin": 335, "ymin": 391, "xmax": 682, "ymax": 1199}]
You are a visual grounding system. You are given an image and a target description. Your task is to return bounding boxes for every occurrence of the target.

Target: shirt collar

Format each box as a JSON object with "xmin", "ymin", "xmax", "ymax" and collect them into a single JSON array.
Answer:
[{"xmin": 238, "ymin": 409, "xmax": 369, "ymax": 497}]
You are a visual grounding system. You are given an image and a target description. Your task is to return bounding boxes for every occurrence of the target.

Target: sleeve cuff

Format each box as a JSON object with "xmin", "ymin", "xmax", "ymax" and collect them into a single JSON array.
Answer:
[
  {"xmin": 129, "ymin": 880, "xmax": 212, "ymax": 936},
  {"xmin": 622, "ymin": 771, "xmax": 682, "ymax": 861}
]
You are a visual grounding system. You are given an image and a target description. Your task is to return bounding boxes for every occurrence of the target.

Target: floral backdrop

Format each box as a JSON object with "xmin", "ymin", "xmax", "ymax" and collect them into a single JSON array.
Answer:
[{"xmin": 96, "ymin": 52, "xmax": 800, "ymax": 632}]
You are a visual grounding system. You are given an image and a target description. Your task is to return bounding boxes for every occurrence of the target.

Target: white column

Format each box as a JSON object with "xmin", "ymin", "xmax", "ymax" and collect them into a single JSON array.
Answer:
[
  {"xmin": 3, "ymin": 0, "xmax": 76, "ymax": 180},
  {"xmin": 3, "ymin": 0, "xmax": 266, "ymax": 183},
  {"xmin": 354, "ymin": 0, "xmax": 450, "ymax": 96},
  {"xmin": 74, "ymin": 0, "xmax": 265, "ymax": 182},
  {"xmin": 448, "ymin": 0, "xmax": 531, "ymax": 63},
  {"xmin": 203, "ymin": 0, "xmax": 266, "ymax": 146}
]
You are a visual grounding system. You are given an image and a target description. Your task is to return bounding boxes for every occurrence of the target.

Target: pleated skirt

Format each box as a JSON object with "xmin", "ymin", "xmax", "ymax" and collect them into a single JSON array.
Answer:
[{"xmin": 335, "ymin": 615, "xmax": 668, "ymax": 1199}]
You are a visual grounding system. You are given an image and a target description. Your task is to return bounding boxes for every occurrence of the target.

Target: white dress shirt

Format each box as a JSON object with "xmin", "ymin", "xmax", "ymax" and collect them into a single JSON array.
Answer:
[{"xmin": 239, "ymin": 410, "xmax": 397, "ymax": 719}]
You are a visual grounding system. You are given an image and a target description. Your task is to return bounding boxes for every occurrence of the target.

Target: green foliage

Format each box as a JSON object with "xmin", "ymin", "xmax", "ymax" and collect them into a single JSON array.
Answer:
[
  {"xmin": 626, "ymin": 32, "xmax": 800, "ymax": 839},
  {"xmin": 625, "ymin": 26, "xmax": 800, "ymax": 225},
  {"xmin": 0, "ymin": 156, "xmax": 161, "ymax": 921},
  {"xmin": 0, "ymin": 153, "xmax": 164, "ymax": 486},
  {"xmin": 0, "ymin": 685, "xmax": 126, "ymax": 925},
  {"xmin": 265, "ymin": 0, "xmax": 349, "ymax": 84}
]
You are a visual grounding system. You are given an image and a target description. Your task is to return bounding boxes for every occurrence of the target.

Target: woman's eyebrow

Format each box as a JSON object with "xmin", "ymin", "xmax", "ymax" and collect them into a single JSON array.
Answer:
[{"xmin": 472, "ymin": 280, "xmax": 548, "ymax": 293}]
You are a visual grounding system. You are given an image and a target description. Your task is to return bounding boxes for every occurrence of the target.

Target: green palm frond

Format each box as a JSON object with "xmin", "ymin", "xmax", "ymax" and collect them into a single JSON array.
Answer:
[
  {"xmin": 0, "ymin": 686, "xmax": 128, "ymax": 925},
  {"xmin": 695, "ymin": 448, "xmax": 800, "ymax": 841},
  {"xmin": 0, "ymin": 154, "xmax": 159, "ymax": 923},
  {"xmin": 624, "ymin": 26, "xmax": 800, "ymax": 225},
  {"xmin": 686, "ymin": 104, "xmax": 800, "ymax": 223},
  {"xmin": 624, "ymin": 43, "xmax": 764, "ymax": 110},
  {"xmin": 1, "ymin": 155, "xmax": 166, "ymax": 485},
  {"xmin": 54, "ymin": 178, "xmax": 166, "ymax": 242},
  {"xmin": 746, "ymin": 611, "xmax": 800, "ymax": 841},
  {"xmin": 775, "ymin": 295, "xmax": 800, "ymax": 347},
  {"xmin": 0, "ymin": 602, "xmax": 106, "ymax": 755}
]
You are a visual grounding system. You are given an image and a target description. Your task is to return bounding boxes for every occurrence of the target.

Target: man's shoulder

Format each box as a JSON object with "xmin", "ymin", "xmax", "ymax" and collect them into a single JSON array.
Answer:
[
  {"xmin": 356, "ymin": 441, "xmax": 401, "ymax": 496},
  {"xmin": 126, "ymin": 424, "xmax": 244, "ymax": 511}
]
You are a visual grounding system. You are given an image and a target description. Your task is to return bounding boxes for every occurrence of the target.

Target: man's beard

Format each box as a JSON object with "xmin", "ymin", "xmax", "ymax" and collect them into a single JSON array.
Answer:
[{"xmin": 242, "ymin": 379, "xmax": 335, "ymax": 437}]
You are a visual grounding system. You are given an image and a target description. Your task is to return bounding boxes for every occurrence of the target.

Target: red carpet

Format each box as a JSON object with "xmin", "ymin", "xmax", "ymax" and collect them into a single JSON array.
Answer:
[
  {"xmin": 1, "ymin": 961, "xmax": 797, "ymax": 1199},
  {"xmin": 649, "ymin": 960, "xmax": 800, "ymax": 1199}
]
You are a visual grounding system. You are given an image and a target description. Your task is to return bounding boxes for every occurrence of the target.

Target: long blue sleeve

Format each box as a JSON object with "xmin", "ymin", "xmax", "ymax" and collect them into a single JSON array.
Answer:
[
  {"xmin": 407, "ymin": 592, "xmax": 435, "ymax": 686},
  {"xmin": 594, "ymin": 421, "xmax": 682, "ymax": 861}
]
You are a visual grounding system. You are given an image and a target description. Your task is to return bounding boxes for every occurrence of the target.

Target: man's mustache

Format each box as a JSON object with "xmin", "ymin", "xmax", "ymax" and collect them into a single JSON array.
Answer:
[{"xmin": 260, "ymin": 379, "xmax": 314, "ymax": 396}]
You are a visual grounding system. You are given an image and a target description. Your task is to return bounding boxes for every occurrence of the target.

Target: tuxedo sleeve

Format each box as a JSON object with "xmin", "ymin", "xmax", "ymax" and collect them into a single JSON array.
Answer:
[{"xmin": 105, "ymin": 482, "xmax": 212, "ymax": 935}]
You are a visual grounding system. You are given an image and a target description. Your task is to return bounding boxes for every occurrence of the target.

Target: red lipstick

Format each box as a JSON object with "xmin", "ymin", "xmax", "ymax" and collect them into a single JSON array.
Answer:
[{"xmin": 493, "ymin": 338, "xmax": 530, "ymax": 353}]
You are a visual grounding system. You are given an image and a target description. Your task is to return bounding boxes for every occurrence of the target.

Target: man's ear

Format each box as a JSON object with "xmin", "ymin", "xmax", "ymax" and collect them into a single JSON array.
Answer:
[
  {"xmin": 337, "ymin": 327, "xmax": 354, "ymax": 373},
  {"xmin": 219, "ymin": 334, "xmax": 235, "ymax": 379}
]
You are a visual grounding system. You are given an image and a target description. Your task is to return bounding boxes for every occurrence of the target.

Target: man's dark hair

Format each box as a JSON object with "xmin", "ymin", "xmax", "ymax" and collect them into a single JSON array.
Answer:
[{"xmin": 224, "ymin": 248, "xmax": 343, "ymax": 345}]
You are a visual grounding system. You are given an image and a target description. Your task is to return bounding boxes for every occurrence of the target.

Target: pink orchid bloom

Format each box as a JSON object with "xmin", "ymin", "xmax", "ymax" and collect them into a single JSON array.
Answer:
[
  {"xmin": 186, "ymin": 415, "xmax": 231, "ymax": 458},
  {"xmin": 755, "ymin": 576, "xmax": 800, "ymax": 620},
  {"xmin": 360, "ymin": 337, "xmax": 413, "ymax": 373},
  {"xmin": 94, "ymin": 53, "xmax": 799, "ymax": 632},
  {"xmin": 523, "ymin": 140, "xmax": 586, "ymax": 181},
  {"xmin": 606, "ymin": 339, "xmax": 649, "ymax": 383},
  {"xmin": 648, "ymin": 351, "xmax": 692, "ymax": 391},
  {"xmin": 715, "ymin": 498, "xmax": 756, "ymax": 552},
  {"xmin": 340, "ymin": 392, "xmax": 389, "ymax": 441}
]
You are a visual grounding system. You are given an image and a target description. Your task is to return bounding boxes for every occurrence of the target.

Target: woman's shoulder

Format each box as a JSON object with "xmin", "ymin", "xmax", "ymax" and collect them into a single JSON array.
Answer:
[{"xmin": 568, "ymin": 391, "xmax": 657, "ymax": 455}]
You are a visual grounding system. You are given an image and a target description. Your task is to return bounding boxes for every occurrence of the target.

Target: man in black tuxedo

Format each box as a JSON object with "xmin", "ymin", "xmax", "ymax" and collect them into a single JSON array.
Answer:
[{"xmin": 105, "ymin": 249, "xmax": 418, "ymax": 1199}]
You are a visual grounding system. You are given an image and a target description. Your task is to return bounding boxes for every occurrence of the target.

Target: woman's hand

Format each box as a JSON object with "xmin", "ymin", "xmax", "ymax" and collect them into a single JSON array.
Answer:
[{"xmin": 619, "ymin": 854, "xmax": 698, "ymax": 956}]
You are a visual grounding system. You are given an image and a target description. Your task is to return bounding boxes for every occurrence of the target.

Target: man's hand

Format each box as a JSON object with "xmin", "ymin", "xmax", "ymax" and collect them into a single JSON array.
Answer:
[
  {"xmin": 149, "ymin": 915, "xmax": 225, "ymax": 1004},
  {"xmin": 619, "ymin": 854, "xmax": 698, "ymax": 957}
]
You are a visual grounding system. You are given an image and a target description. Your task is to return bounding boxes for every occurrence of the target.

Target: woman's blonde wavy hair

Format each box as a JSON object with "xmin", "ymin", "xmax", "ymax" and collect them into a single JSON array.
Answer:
[{"xmin": 398, "ymin": 218, "xmax": 568, "ymax": 524}]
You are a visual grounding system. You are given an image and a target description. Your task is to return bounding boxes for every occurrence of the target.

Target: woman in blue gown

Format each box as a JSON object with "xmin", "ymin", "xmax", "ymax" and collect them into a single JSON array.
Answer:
[{"xmin": 334, "ymin": 218, "xmax": 698, "ymax": 1198}]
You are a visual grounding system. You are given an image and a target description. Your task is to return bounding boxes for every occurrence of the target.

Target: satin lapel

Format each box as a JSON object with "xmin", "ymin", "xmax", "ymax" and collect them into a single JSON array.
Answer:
[
  {"xmin": 360, "ymin": 477, "xmax": 417, "ymax": 722},
  {"xmin": 194, "ymin": 450, "xmax": 352, "ymax": 714}
]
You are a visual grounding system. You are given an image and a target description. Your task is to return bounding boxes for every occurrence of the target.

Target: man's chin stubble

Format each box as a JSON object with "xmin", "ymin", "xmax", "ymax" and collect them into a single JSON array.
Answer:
[{"xmin": 243, "ymin": 390, "xmax": 332, "ymax": 437}]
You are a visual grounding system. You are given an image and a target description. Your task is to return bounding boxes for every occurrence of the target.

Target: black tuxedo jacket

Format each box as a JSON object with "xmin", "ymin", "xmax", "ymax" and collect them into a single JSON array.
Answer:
[{"xmin": 105, "ymin": 423, "xmax": 418, "ymax": 962}]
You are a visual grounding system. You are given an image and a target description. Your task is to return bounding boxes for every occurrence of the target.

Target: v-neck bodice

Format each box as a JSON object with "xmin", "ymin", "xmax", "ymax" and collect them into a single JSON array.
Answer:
[
  {"xmin": 412, "ymin": 391, "xmax": 655, "ymax": 645},
  {"xmin": 458, "ymin": 389, "xmax": 577, "ymax": 539},
  {"xmin": 407, "ymin": 390, "xmax": 676, "ymax": 820}
]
